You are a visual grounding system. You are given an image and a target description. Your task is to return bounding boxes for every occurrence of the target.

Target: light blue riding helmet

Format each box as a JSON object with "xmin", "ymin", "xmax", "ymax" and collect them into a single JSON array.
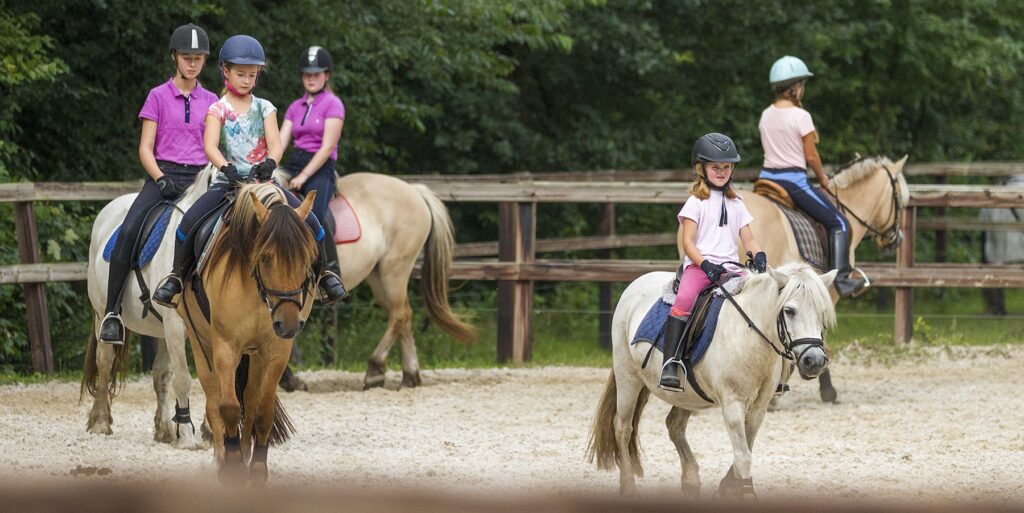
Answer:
[{"xmin": 769, "ymin": 55, "xmax": 813, "ymax": 89}]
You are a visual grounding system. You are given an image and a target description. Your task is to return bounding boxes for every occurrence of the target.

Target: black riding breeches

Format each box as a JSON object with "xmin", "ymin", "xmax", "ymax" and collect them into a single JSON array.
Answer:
[{"xmin": 177, "ymin": 183, "xmax": 325, "ymax": 243}]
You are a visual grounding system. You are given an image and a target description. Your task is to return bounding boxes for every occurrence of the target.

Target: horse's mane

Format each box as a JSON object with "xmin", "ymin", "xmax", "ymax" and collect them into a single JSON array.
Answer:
[
  {"xmin": 831, "ymin": 156, "xmax": 892, "ymax": 189},
  {"xmin": 206, "ymin": 183, "xmax": 318, "ymax": 285},
  {"xmin": 737, "ymin": 262, "xmax": 836, "ymax": 330}
]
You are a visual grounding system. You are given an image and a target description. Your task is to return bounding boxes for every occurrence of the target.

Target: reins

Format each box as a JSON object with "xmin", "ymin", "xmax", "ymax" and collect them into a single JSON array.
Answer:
[{"xmin": 823, "ymin": 162, "xmax": 903, "ymax": 251}]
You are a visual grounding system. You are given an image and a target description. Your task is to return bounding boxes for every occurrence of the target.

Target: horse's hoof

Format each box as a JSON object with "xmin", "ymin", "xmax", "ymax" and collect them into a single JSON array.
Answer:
[
  {"xmin": 400, "ymin": 371, "xmax": 422, "ymax": 389},
  {"xmin": 280, "ymin": 374, "xmax": 308, "ymax": 393},
  {"xmin": 362, "ymin": 378, "xmax": 385, "ymax": 391},
  {"xmin": 681, "ymin": 481, "xmax": 700, "ymax": 497},
  {"xmin": 820, "ymin": 386, "xmax": 838, "ymax": 403},
  {"xmin": 219, "ymin": 453, "xmax": 247, "ymax": 486},
  {"xmin": 248, "ymin": 462, "xmax": 269, "ymax": 486},
  {"xmin": 200, "ymin": 420, "xmax": 213, "ymax": 442},
  {"xmin": 173, "ymin": 430, "xmax": 202, "ymax": 451},
  {"xmin": 86, "ymin": 420, "xmax": 113, "ymax": 436}
]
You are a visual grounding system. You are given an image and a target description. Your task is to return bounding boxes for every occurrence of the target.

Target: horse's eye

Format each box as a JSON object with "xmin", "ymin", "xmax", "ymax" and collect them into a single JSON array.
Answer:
[{"xmin": 784, "ymin": 306, "xmax": 796, "ymax": 316}]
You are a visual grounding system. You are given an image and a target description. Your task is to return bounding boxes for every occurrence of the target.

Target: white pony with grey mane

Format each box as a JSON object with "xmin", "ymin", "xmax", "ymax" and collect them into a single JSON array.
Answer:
[
  {"xmin": 588, "ymin": 262, "xmax": 837, "ymax": 497},
  {"xmin": 81, "ymin": 167, "xmax": 213, "ymax": 449}
]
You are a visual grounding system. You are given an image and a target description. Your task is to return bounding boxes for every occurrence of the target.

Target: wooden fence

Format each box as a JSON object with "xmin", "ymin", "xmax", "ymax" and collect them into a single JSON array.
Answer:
[{"xmin": 3, "ymin": 163, "xmax": 1024, "ymax": 372}]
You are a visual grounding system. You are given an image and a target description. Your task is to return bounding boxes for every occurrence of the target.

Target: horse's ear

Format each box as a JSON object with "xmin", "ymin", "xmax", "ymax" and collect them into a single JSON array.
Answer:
[
  {"xmin": 894, "ymin": 155, "xmax": 909, "ymax": 174},
  {"xmin": 768, "ymin": 266, "xmax": 789, "ymax": 289},
  {"xmin": 295, "ymin": 190, "xmax": 316, "ymax": 220},
  {"xmin": 819, "ymin": 269, "xmax": 838, "ymax": 288},
  {"xmin": 249, "ymin": 191, "xmax": 269, "ymax": 222}
]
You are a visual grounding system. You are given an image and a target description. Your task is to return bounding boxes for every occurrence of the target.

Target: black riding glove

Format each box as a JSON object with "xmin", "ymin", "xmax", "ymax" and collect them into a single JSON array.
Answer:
[
  {"xmin": 251, "ymin": 158, "xmax": 277, "ymax": 182},
  {"xmin": 700, "ymin": 260, "xmax": 727, "ymax": 283},
  {"xmin": 155, "ymin": 175, "xmax": 179, "ymax": 199},
  {"xmin": 221, "ymin": 163, "xmax": 244, "ymax": 185},
  {"xmin": 753, "ymin": 252, "xmax": 767, "ymax": 273}
]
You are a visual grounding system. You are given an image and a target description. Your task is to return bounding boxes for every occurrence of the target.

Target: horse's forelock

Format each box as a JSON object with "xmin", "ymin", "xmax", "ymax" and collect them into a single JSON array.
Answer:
[
  {"xmin": 251, "ymin": 202, "xmax": 318, "ymax": 278},
  {"xmin": 208, "ymin": 183, "xmax": 288, "ymax": 284},
  {"xmin": 774, "ymin": 263, "xmax": 837, "ymax": 330}
]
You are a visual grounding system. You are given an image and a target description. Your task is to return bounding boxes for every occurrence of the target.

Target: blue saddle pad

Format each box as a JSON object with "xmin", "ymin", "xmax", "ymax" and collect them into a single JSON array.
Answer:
[
  {"xmin": 631, "ymin": 295, "xmax": 726, "ymax": 366},
  {"xmin": 102, "ymin": 206, "xmax": 173, "ymax": 269}
]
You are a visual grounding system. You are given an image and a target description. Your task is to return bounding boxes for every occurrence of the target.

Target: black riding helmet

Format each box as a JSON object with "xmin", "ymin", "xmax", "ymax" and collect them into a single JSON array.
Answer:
[
  {"xmin": 169, "ymin": 23, "xmax": 210, "ymax": 55},
  {"xmin": 691, "ymin": 132, "xmax": 741, "ymax": 166},
  {"xmin": 300, "ymin": 46, "xmax": 332, "ymax": 73}
]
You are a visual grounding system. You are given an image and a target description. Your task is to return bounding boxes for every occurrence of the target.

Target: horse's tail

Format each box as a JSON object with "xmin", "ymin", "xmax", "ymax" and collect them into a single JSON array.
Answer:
[
  {"xmin": 234, "ymin": 354, "xmax": 295, "ymax": 446},
  {"xmin": 80, "ymin": 312, "xmax": 132, "ymax": 402},
  {"xmin": 586, "ymin": 370, "xmax": 648, "ymax": 477},
  {"xmin": 412, "ymin": 184, "xmax": 478, "ymax": 343}
]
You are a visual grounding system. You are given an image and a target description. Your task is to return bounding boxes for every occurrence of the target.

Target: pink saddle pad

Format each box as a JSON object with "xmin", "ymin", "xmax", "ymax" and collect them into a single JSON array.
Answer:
[{"xmin": 329, "ymin": 194, "xmax": 361, "ymax": 244}]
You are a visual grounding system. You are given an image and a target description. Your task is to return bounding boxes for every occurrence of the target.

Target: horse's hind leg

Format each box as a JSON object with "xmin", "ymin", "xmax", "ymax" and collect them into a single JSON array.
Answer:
[
  {"xmin": 151, "ymin": 339, "xmax": 175, "ymax": 443},
  {"xmin": 86, "ymin": 342, "xmax": 116, "ymax": 435},
  {"xmin": 613, "ymin": 373, "xmax": 646, "ymax": 495},
  {"xmin": 163, "ymin": 321, "xmax": 200, "ymax": 449},
  {"xmin": 361, "ymin": 272, "xmax": 413, "ymax": 390},
  {"xmin": 666, "ymin": 407, "xmax": 700, "ymax": 496}
]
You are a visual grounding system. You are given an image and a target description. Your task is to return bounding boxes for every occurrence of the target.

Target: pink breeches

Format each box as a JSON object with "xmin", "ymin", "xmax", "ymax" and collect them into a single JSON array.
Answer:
[{"xmin": 671, "ymin": 264, "xmax": 711, "ymax": 317}]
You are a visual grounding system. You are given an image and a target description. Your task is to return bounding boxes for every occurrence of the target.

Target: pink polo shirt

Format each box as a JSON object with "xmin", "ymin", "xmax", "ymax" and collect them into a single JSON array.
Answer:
[
  {"xmin": 138, "ymin": 79, "xmax": 218, "ymax": 166},
  {"xmin": 678, "ymin": 190, "xmax": 753, "ymax": 268},
  {"xmin": 284, "ymin": 91, "xmax": 345, "ymax": 160},
  {"xmin": 758, "ymin": 104, "xmax": 816, "ymax": 169}
]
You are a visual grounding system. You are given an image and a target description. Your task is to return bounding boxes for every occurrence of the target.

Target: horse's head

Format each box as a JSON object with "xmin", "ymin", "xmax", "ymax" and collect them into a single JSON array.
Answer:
[
  {"xmin": 246, "ymin": 187, "xmax": 319, "ymax": 339},
  {"xmin": 768, "ymin": 263, "xmax": 838, "ymax": 380},
  {"xmin": 833, "ymin": 155, "xmax": 910, "ymax": 255}
]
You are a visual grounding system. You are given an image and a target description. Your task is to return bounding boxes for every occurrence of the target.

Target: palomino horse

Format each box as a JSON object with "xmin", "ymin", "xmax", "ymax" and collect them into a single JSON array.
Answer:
[
  {"xmin": 82, "ymin": 167, "xmax": 213, "ymax": 449},
  {"xmin": 677, "ymin": 155, "xmax": 910, "ymax": 401},
  {"xmin": 588, "ymin": 263, "xmax": 837, "ymax": 497},
  {"xmin": 179, "ymin": 183, "xmax": 314, "ymax": 484},
  {"xmin": 275, "ymin": 171, "xmax": 478, "ymax": 389}
]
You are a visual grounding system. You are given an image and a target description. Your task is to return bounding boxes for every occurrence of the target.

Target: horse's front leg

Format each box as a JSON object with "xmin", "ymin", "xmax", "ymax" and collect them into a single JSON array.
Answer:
[
  {"xmin": 164, "ymin": 320, "xmax": 201, "ymax": 449},
  {"xmin": 249, "ymin": 346, "xmax": 291, "ymax": 485},
  {"xmin": 151, "ymin": 338, "xmax": 175, "ymax": 443},
  {"xmin": 86, "ymin": 341, "xmax": 116, "ymax": 435},
  {"xmin": 666, "ymin": 407, "xmax": 700, "ymax": 496},
  {"xmin": 213, "ymin": 341, "xmax": 245, "ymax": 485},
  {"xmin": 718, "ymin": 400, "xmax": 756, "ymax": 500}
]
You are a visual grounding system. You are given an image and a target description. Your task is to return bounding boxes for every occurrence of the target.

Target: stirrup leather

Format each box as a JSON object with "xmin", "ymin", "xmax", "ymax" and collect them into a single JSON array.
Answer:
[{"xmin": 98, "ymin": 312, "xmax": 126, "ymax": 345}]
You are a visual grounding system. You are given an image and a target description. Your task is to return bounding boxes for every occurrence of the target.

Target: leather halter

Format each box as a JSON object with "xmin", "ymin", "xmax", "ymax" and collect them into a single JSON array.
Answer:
[{"xmin": 826, "ymin": 162, "xmax": 905, "ymax": 254}]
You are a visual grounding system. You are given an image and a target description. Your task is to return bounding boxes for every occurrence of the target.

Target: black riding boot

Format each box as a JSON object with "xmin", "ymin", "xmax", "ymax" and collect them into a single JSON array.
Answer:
[
  {"xmin": 659, "ymin": 314, "xmax": 689, "ymax": 392},
  {"xmin": 830, "ymin": 230, "xmax": 867, "ymax": 298},
  {"xmin": 152, "ymin": 236, "xmax": 192, "ymax": 308},
  {"xmin": 98, "ymin": 256, "xmax": 131, "ymax": 344},
  {"xmin": 315, "ymin": 237, "xmax": 348, "ymax": 303}
]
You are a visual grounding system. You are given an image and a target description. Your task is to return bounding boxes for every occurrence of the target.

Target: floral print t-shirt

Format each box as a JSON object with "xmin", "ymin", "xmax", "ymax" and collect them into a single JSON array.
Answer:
[{"xmin": 206, "ymin": 95, "xmax": 276, "ymax": 185}]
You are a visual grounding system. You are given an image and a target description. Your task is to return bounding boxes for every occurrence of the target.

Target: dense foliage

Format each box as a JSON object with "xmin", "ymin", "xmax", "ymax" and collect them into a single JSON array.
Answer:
[{"xmin": 3, "ymin": 0, "xmax": 1023, "ymax": 373}]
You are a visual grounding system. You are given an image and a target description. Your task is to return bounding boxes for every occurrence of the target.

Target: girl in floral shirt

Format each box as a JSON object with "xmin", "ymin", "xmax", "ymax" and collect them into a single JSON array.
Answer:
[{"xmin": 153, "ymin": 35, "xmax": 346, "ymax": 308}]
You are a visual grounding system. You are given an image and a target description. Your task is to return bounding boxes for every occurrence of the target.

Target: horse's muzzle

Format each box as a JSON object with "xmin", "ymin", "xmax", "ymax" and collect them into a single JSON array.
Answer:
[
  {"xmin": 273, "ymin": 320, "xmax": 305, "ymax": 339},
  {"xmin": 795, "ymin": 345, "xmax": 827, "ymax": 380}
]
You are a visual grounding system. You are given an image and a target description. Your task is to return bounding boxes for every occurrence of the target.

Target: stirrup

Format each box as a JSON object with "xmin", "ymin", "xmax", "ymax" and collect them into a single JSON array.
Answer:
[
  {"xmin": 152, "ymin": 275, "xmax": 183, "ymax": 308},
  {"xmin": 659, "ymin": 358, "xmax": 686, "ymax": 392},
  {"xmin": 848, "ymin": 267, "xmax": 871, "ymax": 296},
  {"xmin": 98, "ymin": 312, "xmax": 126, "ymax": 345},
  {"xmin": 316, "ymin": 270, "xmax": 349, "ymax": 304}
]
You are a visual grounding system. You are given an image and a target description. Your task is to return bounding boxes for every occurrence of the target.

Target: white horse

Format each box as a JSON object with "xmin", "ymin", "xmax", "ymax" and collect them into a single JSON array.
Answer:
[
  {"xmin": 587, "ymin": 263, "xmax": 837, "ymax": 497},
  {"xmin": 81, "ymin": 167, "xmax": 212, "ymax": 449}
]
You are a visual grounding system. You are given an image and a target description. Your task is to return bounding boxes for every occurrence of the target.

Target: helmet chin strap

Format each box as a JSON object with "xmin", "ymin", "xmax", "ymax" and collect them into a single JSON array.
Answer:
[{"xmin": 222, "ymin": 66, "xmax": 258, "ymax": 97}]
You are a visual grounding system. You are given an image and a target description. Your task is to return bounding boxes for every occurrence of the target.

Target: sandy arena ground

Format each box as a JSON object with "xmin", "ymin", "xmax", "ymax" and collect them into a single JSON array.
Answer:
[{"xmin": 0, "ymin": 346, "xmax": 1022, "ymax": 502}]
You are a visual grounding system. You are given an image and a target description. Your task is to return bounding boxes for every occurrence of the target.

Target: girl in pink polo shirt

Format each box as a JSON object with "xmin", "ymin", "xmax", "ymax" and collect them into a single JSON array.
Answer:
[
  {"xmin": 660, "ymin": 133, "xmax": 767, "ymax": 392},
  {"xmin": 279, "ymin": 46, "xmax": 347, "ymax": 301},
  {"xmin": 99, "ymin": 23, "xmax": 217, "ymax": 344},
  {"xmin": 758, "ymin": 56, "xmax": 865, "ymax": 297}
]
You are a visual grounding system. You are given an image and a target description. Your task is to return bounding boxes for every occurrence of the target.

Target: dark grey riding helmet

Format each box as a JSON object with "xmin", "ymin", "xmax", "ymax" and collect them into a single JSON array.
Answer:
[
  {"xmin": 300, "ymin": 46, "xmax": 333, "ymax": 73},
  {"xmin": 169, "ymin": 23, "xmax": 210, "ymax": 55},
  {"xmin": 691, "ymin": 132, "xmax": 741, "ymax": 166}
]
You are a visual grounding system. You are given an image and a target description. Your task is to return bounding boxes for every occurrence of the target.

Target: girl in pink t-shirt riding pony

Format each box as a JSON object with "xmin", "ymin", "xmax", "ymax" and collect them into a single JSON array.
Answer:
[
  {"xmin": 660, "ymin": 133, "xmax": 767, "ymax": 392},
  {"xmin": 757, "ymin": 56, "xmax": 865, "ymax": 297},
  {"xmin": 99, "ymin": 23, "xmax": 217, "ymax": 344}
]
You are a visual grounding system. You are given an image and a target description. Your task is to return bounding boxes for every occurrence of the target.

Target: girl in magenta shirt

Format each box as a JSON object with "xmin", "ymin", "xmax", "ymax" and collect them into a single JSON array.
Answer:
[
  {"xmin": 660, "ymin": 133, "xmax": 766, "ymax": 392},
  {"xmin": 279, "ymin": 46, "xmax": 347, "ymax": 300},
  {"xmin": 99, "ymin": 23, "xmax": 217, "ymax": 344}
]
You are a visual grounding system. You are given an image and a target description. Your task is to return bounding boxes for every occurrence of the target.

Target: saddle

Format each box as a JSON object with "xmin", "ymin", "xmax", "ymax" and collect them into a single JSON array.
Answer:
[
  {"xmin": 103, "ymin": 202, "xmax": 175, "ymax": 269},
  {"xmin": 328, "ymin": 194, "xmax": 362, "ymax": 244},
  {"xmin": 753, "ymin": 180, "xmax": 829, "ymax": 271}
]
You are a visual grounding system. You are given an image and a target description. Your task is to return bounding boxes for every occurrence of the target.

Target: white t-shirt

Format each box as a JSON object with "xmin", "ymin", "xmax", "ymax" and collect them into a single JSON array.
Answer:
[
  {"xmin": 677, "ymin": 190, "xmax": 753, "ymax": 268},
  {"xmin": 759, "ymin": 105, "xmax": 816, "ymax": 169}
]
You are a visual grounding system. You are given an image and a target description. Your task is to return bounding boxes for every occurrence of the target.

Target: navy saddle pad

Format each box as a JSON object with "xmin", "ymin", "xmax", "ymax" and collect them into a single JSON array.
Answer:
[
  {"xmin": 630, "ymin": 295, "xmax": 726, "ymax": 366},
  {"xmin": 102, "ymin": 205, "xmax": 173, "ymax": 269}
]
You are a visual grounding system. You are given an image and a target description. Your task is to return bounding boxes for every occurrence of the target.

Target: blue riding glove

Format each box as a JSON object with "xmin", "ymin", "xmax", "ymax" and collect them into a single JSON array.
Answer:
[
  {"xmin": 753, "ymin": 252, "xmax": 767, "ymax": 273},
  {"xmin": 700, "ymin": 260, "xmax": 727, "ymax": 283},
  {"xmin": 251, "ymin": 158, "xmax": 277, "ymax": 182},
  {"xmin": 220, "ymin": 164, "xmax": 244, "ymax": 185}
]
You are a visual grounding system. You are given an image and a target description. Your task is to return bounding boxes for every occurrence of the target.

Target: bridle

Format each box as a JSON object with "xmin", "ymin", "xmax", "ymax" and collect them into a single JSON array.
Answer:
[
  {"xmin": 717, "ymin": 262, "xmax": 827, "ymax": 376},
  {"xmin": 825, "ymin": 161, "xmax": 905, "ymax": 255},
  {"xmin": 252, "ymin": 264, "xmax": 313, "ymax": 317}
]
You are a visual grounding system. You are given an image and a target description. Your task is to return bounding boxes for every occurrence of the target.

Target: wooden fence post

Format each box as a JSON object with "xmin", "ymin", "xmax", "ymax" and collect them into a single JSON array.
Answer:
[
  {"xmin": 497, "ymin": 201, "xmax": 536, "ymax": 363},
  {"xmin": 598, "ymin": 203, "xmax": 615, "ymax": 350},
  {"xmin": 13, "ymin": 202, "xmax": 54, "ymax": 374},
  {"xmin": 893, "ymin": 207, "xmax": 917, "ymax": 345}
]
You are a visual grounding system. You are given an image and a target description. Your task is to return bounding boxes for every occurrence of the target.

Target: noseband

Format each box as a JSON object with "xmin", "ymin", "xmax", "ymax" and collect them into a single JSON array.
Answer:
[{"xmin": 252, "ymin": 262, "xmax": 313, "ymax": 317}]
